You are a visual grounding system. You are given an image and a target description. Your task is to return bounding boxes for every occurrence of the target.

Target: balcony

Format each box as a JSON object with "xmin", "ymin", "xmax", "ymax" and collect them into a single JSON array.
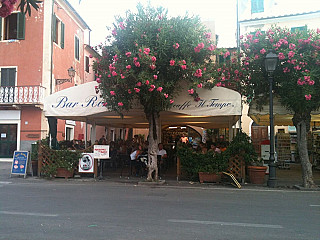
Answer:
[{"xmin": 0, "ymin": 85, "xmax": 46, "ymax": 105}]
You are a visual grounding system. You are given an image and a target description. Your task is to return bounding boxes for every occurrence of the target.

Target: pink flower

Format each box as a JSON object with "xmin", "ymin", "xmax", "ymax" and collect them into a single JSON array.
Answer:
[
  {"xmin": 128, "ymin": 89, "xmax": 132, "ymax": 94},
  {"xmin": 133, "ymin": 57, "xmax": 138, "ymax": 62},
  {"xmin": 255, "ymin": 54, "xmax": 259, "ymax": 60},
  {"xmin": 170, "ymin": 60, "xmax": 175, "ymax": 66},
  {"xmin": 173, "ymin": 43, "xmax": 180, "ymax": 49},
  {"xmin": 260, "ymin": 48, "xmax": 266, "ymax": 54},
  {"xmin": 119, "ymin": 22, "xmax": 125, "ymax": 30},
  {"xmin": 164, "ymin": 93, "xmax": 168, "ymax": 98},
  {"xmin": 150, "ymin": 64, "xmax": 156, "ymax": 70},
  {"xmin": 134, "ymin": 88, "xmax": 140, "ymax": 93},
  {"xmin": 194, "ymin": 69, "xmax": 202, "ymax": 78},
  {"xmin": 107, "ymin": 74, "xmax": 111, "ymax": 78},
  {"xmin": 188, "ymin": 89, "xmax": 194, "ymax": 94},
  {"xmin": 224, "ymin": 51, "xmax": 230, "ymax": 58},
  {"xmin": 151, "ymin": 56, "xmax": 157, "ymax": 62},
  {"xmin": 112, "ymin": 71, "xmax": 117, "ymax": 76},
  {"xmin": 134, "ymin": 62, "xmax": 140, "ymax": 67},
  {"xmin": 136, "ymin": 82, "xmax": 142, "ymax": 87},
  {"xmin": 126, "ymin": 65, "xmax": 131, "ymax": 70},
  {"xmin": 110, "ymin": 91, "xmax": 116, "ymax": 96},
  {"xmin": 305, "ymin": 94, "xmax": 312, "ymax": 100},
  {"xmin": 283, "ymin": 67, "xmax": 290, "ymax": 73},
  {"xmin": 181, "ymin": 65, "xmax": 187, "ymax": 70},
  {"xmin": 96, "ymin": 78, "xmax": 101, "ymax": 83},
  {"xmin": 278, "ymin": 52, "xmax": 285, "ymax": 60},
  {"xmin": 145, "ymin": 80, "xmax": 150, "ymax": 85},
  {"xmin": 207, "ymin": 44, "xmax": 216, "ymax": 51},
  {"xmin": 89, "ymin": 54, "xmax": 93, "ymax": 58},
  {"xmin": 157, "ymin": 87, "xmax": 163, "ymax": 92},
  {"xmin": 143, "ymin": 48, "xmax": 150, "ymax": 55},
  {"xmin": 194, "ymin": 42, "xmax": 204, "ymax": 53},
  {"xmin": 121, "ymin": 74, "xmax": 125, "ymax": 79},
  {"xmin": 126, "ymin": 52, "xmax": 132, "ymax": 57},
  {"xmin": 204, "ymin": 32, "xmax": 211, "ymax": 39},
  {"xmin": 197, "ymin": 83, "xmax": 202, "ymax": 88},
  {"xmin": 118, "ymin": 102, "xmax": 124, "ymax": 106},
  {"xmin": 153, "ymin": 75, "xmax": 158, "ymax": 80},
  {"xmin": 289, "ymin": 43, "xmax": 296, "ymax": 50},
  {"xmin": 253, "ymin": 39, "xmax": 259, "ymax": 43},
  {"xmin": 103, "ymin": 102, "xmax": 108, "ymax": 106},
  {"xmin": 170, "ymin": 99, "xmax": 174, "ymax": 104},
  {"xmin": 288, "ymin": 51, "xmax": 295, "ymax": 59},
  {"xmin": 112, "ymin": 28, "xmax": 117, "ymax": 36}
]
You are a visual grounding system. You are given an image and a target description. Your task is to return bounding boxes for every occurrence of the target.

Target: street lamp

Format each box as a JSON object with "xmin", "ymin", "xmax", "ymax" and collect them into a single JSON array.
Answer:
[
  {"xmin": 264, "ymin": 50, "xmax": 278, "ymax": 188},
  {"xmin": 56, "ymin": 66, "xmax": 76, "ymax": 85}
]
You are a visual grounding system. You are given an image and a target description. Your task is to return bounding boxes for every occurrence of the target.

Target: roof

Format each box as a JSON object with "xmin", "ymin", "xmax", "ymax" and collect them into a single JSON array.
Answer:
[
  {"xmin": 63, "ymin": 0, "xmax": 91, "ymax": 31},
  {"xmin": 239, "ymin": 10, "xmax": 320, "ymax": 23}
]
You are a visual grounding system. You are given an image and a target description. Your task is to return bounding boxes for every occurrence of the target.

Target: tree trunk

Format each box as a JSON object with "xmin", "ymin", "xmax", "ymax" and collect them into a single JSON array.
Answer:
[
  {"xmin": 292, "ymin": 113, "xmax": 316, "ymax": 188},
  {"xmin": 146, "ymin": 111, "xmax": 160, "ymax": 181}
]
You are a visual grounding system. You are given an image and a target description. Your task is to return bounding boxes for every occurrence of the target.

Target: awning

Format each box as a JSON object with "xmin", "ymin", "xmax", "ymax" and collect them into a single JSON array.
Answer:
[
  {"xmin": 44, "ymin": 81, "xmax": 242, "ymax": 128},
  {"xmin": 249, "ymin": 98, "xmax": 320, "ymax": 126}
]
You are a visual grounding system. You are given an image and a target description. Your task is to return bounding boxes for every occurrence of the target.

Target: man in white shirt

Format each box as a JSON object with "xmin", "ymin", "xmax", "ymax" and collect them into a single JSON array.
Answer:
[{"xmin": 157, "ymin": 143, "xmax": 167, "ymax": 177}]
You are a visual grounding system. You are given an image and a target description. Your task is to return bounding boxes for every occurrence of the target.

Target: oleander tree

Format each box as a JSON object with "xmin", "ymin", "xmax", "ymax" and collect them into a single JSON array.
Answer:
[
  {"xmin": 93, "ymin": 4, "xmax": 237, "ymax": 181},
  {"xmin": 0, "ymin": 0, "xmax": 40, "ymax": 18},
  {"xmin": 238, "ymin": 26, "xmax": 320, "ymax": 188}
]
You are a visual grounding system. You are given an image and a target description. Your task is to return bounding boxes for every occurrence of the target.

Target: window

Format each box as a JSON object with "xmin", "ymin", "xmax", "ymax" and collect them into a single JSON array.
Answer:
[
  {"xmin": 291, "ymin": 26, "xmax": 307, "ymax": 32},
  {"xmin": 251, "ymin": 0, "xmax": 264, "ymax": 13},
  {"xmin": 75, "ymin": 36, "xmax": 80, "ymax": 61},
  {"xmin": 0, "ymin": 68, "xmax": 16, "ymax": 87},
  {"xmin": 85, "ymin": 56, "xmax": 89, "ymax": 73},
  {"xmin": 53, "ymin": 14, "xmax": 65, "ymax": 48},
  {"xmin": 0, "ymin": 12, "xmax": 25, "ymax": 40}
]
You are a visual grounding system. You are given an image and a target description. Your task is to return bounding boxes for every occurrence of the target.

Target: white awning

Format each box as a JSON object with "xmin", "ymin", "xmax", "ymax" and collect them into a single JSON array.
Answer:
[{"xmin": 44, "ymin": 81, "xmax": 242, "ymax": 128}]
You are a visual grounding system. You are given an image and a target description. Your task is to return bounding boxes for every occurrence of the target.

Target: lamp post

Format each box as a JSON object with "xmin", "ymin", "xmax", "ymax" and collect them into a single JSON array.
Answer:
[
  {"xmin": 56, "ymin": 66, "xmax": 76, "ymax": 85},
  {"xmin": 264, "ymin": 50, "xmax": 278, "ymax": 188}
]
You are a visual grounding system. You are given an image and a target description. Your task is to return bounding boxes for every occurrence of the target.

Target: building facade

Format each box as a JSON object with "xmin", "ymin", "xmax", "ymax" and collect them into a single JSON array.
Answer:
[{"xmin": 0, "ymin": 0, "xmax": 99, "ymax": 160}]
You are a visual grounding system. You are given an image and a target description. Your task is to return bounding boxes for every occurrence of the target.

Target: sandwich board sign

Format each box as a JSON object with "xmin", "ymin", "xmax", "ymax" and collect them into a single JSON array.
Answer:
[
  {"xmin": 11, "ymin": 151, "xmax": 30, "ymax": 178},
  {"xmin": 79, "ymin": 153, "xmax": 95, "ymax": 173}
]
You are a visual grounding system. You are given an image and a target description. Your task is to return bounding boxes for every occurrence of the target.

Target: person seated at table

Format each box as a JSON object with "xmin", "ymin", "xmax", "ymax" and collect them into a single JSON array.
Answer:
[
  {"xmin": 199, "ymin": 142, "xmax": 208, "ymax": 154},
  {"xmin": 130, "ymin": 145, "xmax": 143, "ymax": 176},
  {"xmin": 157, "ymin": 143, "xmax": 167, "ymax": 175},
  {"xmin": 208, "ymin": 143, "xmax": 221, "ymax": 154}
]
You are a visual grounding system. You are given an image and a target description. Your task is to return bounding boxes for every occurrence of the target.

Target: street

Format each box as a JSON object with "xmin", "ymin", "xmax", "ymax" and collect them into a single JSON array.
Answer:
[{"xmin": 0, "ymin": 180, "xmax": 319, "ymax": 240}]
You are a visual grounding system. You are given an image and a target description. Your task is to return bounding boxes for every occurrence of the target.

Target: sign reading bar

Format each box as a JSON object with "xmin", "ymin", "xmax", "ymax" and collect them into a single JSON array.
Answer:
[
  {"xmin": 11, "ymin": 151, "xmax": 29, "ymax": 178},
  {"xmin": 94, "ymin": 145, "xmax": 110, "ymax": 159}
]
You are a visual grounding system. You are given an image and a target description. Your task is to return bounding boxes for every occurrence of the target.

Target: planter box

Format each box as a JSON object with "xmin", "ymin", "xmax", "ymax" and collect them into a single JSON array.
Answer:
[
  {"xmin": 247, "ymin": 166, "xmax": 267, "ymax": 184},
  {"xmin": 198, "ymin": 172, "xmax": 221, "ymax": 183},
  {"xmin": 55, "ymin": 168, "xmax": 74, "ymax": 179}
]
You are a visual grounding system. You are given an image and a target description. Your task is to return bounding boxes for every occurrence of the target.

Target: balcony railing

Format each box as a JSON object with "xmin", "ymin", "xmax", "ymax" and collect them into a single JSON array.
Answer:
[{"xmin": 0, "ymin": 85, "xmax": 46, "ymax": 104}]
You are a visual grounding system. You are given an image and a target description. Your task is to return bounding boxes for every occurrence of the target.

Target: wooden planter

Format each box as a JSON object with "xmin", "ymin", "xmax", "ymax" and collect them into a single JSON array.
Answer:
[
  {"xmin": 247, "ymin": 166, "xmax": 267, "ymax": 184},
  {"xmin": 56, "ymin": 168, "xmax": 74, "ymax": 179},
  {"xmin": 198, "ymin": 172, "xmax": 221, "ymax": 183}
]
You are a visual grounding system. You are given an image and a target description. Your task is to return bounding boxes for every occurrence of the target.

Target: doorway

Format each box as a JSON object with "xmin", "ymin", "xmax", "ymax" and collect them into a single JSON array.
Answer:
[{"xmin": 0, "ymin": 124, "xmax": 17, "ymax": 158}]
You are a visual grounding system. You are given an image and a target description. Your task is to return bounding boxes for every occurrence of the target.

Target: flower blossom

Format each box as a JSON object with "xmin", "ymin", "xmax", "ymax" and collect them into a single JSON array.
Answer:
[
  {"xmin": 143, "ymin": 48, "xmax": 150, "ymax": 55},
  {"xmin": 288, "ymin": 51, "xmax": 295, "ymax": 59},
  {"xmin": 112, "ymin": 28, "xmax": 117, "ymax": 36},
  {"xmin": 149, "ymin": 85, "xmax": 155, "ymax": 92},
  {"xmin": 110, "ymin": 91, "xmax": 116, "ymax": 96},
  {"xmin": 278, "ymin": 52, "xmax": 285, "ymax": 60},
  {"xmin": 145, "ymin": 80, "xmax": 150, "ymax": 85},
  {"xmin": 170, "ymin": 60, "xmax": 175, "ymax": 66},
  {"xmin": 164, "ymin": 93, "xmax": 168, "ymax": 98},
  {"xmin": 173, "ymin": 43, "xmax": 180, "ymax": 49},
  {"xmin": 118, "ymin": 102, "xmax": 124, "ymax": 106},
  {"xmin": 207, "ymin": 44, "xmax": 216, "ymax": 51},
  {"xmin": 194, "ymin": 69, "xmax": 202, "ymax": 78},
  {"xmin": 103, "ymin": 102, "xmax": 108, "ymax": 106},
  {"xmin": 188, "ymin": 89, "xmax": 194, "ymax": 94},
  {"xmin": 150, "ymin": 64, "xmax": 156, "ymax": 70},
  {"xmin": 126, "ymin": 65, "xmax": 131, "ymax": 70},
  {"xmin": 181, "ymin": 65, "xmax": 187, "ymax": 70},
  {"xmin": 151, "ymin": 56, "xmax": 156, "ymax": 62},
  {"xmin": 119, "ymin": 22, "xmax": 125, "ymax": 30},
  {"xmin": 305, "ymin": 94, "xmax": 312, "ymax": 100},
  {"xmin": 169, "ymin": 99, "xmax": 174, "ymax": 104},
  {"xmin": 128, "ymin": 89, "xmax": 132, "ymax": 94},
  {"xmin": 136, "ymin": 82, "xmax": 142, "ymax": 87},
  {"xmin": 126, "ymin": 52, "xmax": 132, "ymax": 57},
  {"xmin": 289, "ymin": 43, "xmax": 296, "ymax": 50},
  {"xmin": 157, "ymin": 87, "xmax": 163, "ymax": 92},
  {"xmin": 134, "ymin": 88, "xmax": 140, "ymax": 93},
  {"xmin": 96, "ymin": 78, "xmax": 101, "ymax": 83},
  {"xmin": 153, "ymin": 75, "xmax": 158, "ymax": 80},
  {"xmin": 89, "ymin": 54, "xmax": 93, "ymax": 58},
  {"xmin": 260, "ymin": 48, "xmax": 266, "ymax": 54},
  {"xmin": 134, "ymin": 62, "xmax": 140, "ymax": 67},
  {"xmin": 197, "ymin": 83, "xmax": 203, "ymax": 88},
  {"xmin": 204, "ymin": 32, "xmax": 211, "ymax": 39},
  {"xmin": 194, "ymin": 43, "xmax": 204, "ymax": 53},
  {"xmin": 111, "ymin": 71, "xmax": 117, "ymax": 76}
]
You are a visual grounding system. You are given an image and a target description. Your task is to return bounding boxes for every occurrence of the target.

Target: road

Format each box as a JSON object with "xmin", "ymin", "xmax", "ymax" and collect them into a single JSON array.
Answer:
[{"xmin": 0, "ymin": 180, "xmax": 319, "ymax": 240}]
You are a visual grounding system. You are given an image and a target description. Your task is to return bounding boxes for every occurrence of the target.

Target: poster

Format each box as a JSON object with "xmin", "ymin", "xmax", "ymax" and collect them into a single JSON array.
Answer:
[
  {"xmin": 79, "ymin": 153, "xmax": 95, "ymax": 173},
  {"xmin": 94, "ymin": 145, "xmax": 110, "ymax": 159},
  {"xmin": 11, "ymin": 151, "xmax": 29, "ymax": 176}
]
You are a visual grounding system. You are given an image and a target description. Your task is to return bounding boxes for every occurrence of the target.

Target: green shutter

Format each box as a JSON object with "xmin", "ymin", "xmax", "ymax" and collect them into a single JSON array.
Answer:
[
  {"xmin": 52, "ymin": 14, "xmax": 57, "ymax": 43},
  {"xmin": 75, "ymin": 36, "xmax": 79, "ymax": 60},
  {"xmin": 61, "ymin": 21, "xmax": 65, "ymax": 49},
  {"xmin": 0, "ymin": 18, "xmax": 2, "ymax": 40},
  {"xmin": 17, "ymin": 13, "xmax": 25, "ymax": 40}
]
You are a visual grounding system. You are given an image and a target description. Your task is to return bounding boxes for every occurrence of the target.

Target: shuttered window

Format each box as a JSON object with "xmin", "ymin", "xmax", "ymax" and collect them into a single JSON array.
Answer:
[
  {"xmin": 0, "ymin": 68, "xmax": 16, "ymax": 87},
  {"xmin": 52, "ymin": 14, "xmax": 65, "ymax": 48},
  {"xmin": 251, "ymin": 0, "xmax": 264, "ymax": 13},
  {"xmin": 0, "ymin": 13, "xmax": 25, "ymax": 40},
  {"xmin": 291, "ymin": 26, "xmax": 307, "ymax": 32},
  {"xmin": 75, "ymin": 36, "xmax": 80, "ymax": 61},
  {"xmin": 85, "ymin": 56, "xmax": 89, "ymax": 72}
]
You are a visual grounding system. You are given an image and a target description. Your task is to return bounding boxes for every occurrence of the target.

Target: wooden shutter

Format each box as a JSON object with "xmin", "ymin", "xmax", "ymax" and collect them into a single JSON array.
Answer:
[
  {"xmin": 85, "ymin": 56, "xmax": 89, "ymax": 72},
  {"xmin": 17, "ymin": 13, "xmax": 25, "ymax": 40},
  {"xmin": 61, "ymin": 21, "xmax": 65, "ymax": 49},
  {"xmin": 75, "ymin": 36, "xmax": 79, "ymax": 60},
  {"xmin": 1, "ymin": 68, "xmax": 16, "ymax": 87},
  {"xmin": 52, "ymin": 14, "xmax": 57, "ymax": 43}
]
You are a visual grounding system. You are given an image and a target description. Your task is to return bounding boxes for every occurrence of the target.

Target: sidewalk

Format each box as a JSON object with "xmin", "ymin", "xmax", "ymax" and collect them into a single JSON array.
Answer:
[{"xmin": 1, "ymin": 161, "xmax": 319, "ymax": 190}]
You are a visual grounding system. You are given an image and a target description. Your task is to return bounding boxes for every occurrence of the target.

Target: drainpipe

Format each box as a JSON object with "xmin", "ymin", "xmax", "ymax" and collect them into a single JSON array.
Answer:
[{"xmin": 50, "ymin": 0, "xmax": 54, "ymax": 94}]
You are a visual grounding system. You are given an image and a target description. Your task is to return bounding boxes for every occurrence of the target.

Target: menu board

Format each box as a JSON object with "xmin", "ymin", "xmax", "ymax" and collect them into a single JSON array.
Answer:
[
  {"xmin": 11, "ymin": 151, "xmax": 29, "ymax": 178},
  {"xmin": 94, "ymin": 145, "xmax": 110, "ymax": 159}
]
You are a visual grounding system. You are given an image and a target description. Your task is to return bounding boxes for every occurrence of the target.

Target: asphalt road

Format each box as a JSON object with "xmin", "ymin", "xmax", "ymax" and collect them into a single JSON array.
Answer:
[{"xmin": 0, "ymin": 180, "xmax": 319, "ymax": 240}]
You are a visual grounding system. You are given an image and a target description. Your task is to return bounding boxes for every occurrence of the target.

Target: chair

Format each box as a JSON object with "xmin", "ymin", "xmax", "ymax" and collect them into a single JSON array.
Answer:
[{"xmin": 120, "ymin": 154, "xmax": 132, "ymax": 177}]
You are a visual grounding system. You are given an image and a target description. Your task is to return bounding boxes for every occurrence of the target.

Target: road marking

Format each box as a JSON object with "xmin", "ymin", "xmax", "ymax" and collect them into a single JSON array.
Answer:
[
  {"xmin": 310, "ymin": 205, "xmax": 320, "ymax": 207},
  {"xmin": 0, "ymin": 181, "xmax": 11, "ymax": 184},
  {"xmin": 0, "ymin": 211, "xmax": 58, "ymax": 217},
  {"xmin": 168, "ymin": 219, "xmax": 283, "ymax": 229}
]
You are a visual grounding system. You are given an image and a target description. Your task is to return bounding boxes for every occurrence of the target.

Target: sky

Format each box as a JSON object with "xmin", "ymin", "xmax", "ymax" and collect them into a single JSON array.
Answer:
[{"xmin": 67, "ymin": 0, "xmax": 320, "ymax": 48}]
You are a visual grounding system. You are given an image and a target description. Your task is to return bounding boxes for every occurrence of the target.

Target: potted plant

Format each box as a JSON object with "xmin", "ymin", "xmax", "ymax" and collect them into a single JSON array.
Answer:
[
  {"xmin": 198, "ymin": 153, "xmax": 228, "ymax": 183},
  {"xmin": 247, "ymin": 158, "xmax": 267, "ymax": 184},
  {"xmin": 54, "ymin": 150, "xmax": 81, "ymax": 179}
]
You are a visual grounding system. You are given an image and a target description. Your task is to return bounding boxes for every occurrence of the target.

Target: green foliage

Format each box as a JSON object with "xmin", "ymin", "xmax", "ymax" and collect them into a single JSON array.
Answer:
[
  {"xmin": 239, "ymin": 26, "xmax": 320, "ymax": 115},
  {"xmin": 18, "ymin": 0, "xmax": 41, "ymax": 16},
  {"xmin": 93, "ymin": 3, "xmax": 221, "ymax": 116},
  {"xmin": 224, "ymin": 131, "xmax": 258, "ymax": 165},
  {"xmin": 177, "ymin": 144, "xmax": 228, "ymax": 180}
]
